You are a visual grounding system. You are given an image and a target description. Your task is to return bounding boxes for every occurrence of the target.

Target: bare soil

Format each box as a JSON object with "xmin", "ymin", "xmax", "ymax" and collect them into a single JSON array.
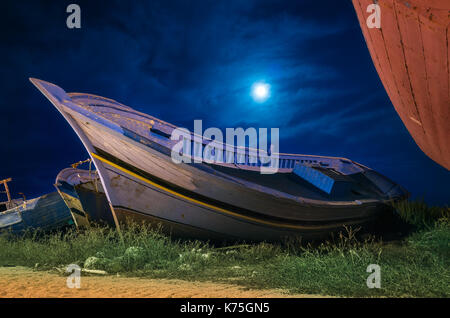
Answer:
[{"xmin": 0, "ymin": 266, "xmax": 329, "ymax": 298}]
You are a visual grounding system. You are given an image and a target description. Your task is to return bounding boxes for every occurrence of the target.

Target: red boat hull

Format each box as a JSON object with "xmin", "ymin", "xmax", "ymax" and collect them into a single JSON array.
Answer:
[{"xmin": 352, "ymin": 0, "xmax": 450, "ymax": 170}]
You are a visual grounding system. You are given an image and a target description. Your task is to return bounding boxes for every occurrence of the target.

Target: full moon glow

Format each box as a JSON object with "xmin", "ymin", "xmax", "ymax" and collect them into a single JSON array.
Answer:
[{"xmin": 251, "ymin": 82, "xmax": 270, "ymax": 102}]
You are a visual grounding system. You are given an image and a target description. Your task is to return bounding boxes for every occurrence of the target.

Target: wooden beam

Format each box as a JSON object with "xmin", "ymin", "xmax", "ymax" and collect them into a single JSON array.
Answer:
[{"xmin": 0, "ymin": 178, "xmax": 12, "ymax": 204}]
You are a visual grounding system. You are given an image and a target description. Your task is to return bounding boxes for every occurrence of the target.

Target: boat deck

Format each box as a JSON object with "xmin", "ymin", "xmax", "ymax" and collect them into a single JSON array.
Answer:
[{"xmin": 208, "ymin": 164, "xmax": 383, "ymax": 202}]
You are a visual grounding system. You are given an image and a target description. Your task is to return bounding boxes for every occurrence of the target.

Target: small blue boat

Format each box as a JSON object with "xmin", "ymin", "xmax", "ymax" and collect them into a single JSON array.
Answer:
[{"xmin": 0, "ymin": 192, "xmax": 74, "ymax": 235}]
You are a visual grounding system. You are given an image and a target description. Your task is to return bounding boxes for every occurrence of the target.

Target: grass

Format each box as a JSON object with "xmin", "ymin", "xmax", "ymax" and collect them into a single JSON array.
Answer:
[
  {"xmin": 393, "ymin": 199, "xmax": 449, "ymax": 230},
  {"xmin": 0, "ymin": 200, "xmax": 448, "ymax": 297}
]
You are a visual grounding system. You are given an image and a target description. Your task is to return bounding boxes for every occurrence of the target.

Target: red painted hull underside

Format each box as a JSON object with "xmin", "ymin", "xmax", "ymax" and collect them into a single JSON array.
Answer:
[{"xmin": 352, "ymin": 0, "xmax": 450, "ymax": 170}]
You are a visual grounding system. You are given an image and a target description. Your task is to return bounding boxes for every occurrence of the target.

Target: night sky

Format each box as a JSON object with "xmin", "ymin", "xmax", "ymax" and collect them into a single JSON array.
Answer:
[{"xmin": 1, "ymin": 0, "xmax": 448, "ymax": 205}]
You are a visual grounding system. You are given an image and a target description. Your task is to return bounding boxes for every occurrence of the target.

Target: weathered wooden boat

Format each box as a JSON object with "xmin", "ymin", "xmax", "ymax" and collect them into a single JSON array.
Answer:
[
  {"xmin": 0, "ymin": 191, "xmax": 74, "ymax": 235},
  {"xmin": 31, "ymin": 78, "xmax": 408, "ymax": 241},
  {"xmin": 55, "ymin": 167, "xmax": 115, "ymax": 228},
  {"xmin": 352, "ymin": 0, "xmax": 450, "ymax": 170}
]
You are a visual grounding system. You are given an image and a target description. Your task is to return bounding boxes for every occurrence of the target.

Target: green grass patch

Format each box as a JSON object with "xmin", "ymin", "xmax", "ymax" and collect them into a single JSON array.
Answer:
[
  {"xmin": 393, "ymin": 199, "xmax": 449, "ymax": 230},
  {"xmin": 0, "ymin": 201, "xmax": 448, "ymax": 297}
]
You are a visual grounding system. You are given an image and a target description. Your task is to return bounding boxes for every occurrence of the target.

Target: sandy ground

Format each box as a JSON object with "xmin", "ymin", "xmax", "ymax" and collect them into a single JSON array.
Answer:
[{"xmin": 0, "ymin": 266, "xmax": 328, "ymax": 298}]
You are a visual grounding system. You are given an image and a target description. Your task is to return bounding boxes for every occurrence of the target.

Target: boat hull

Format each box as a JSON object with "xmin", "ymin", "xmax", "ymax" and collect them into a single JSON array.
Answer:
[
  {"xmin": 0, "ymin": 192, "xmax": 74, "ymax": 234},
  {"xmin": 55, "ymin": 168, "xmax": 115, "ymax": 228},
  {"xmin": 103, "ymin": 162, "xmax": 385, "ymax": 241},
  {"xmin": 31, "ymin": 78, "xmax": 406, "ymax": 242},
  {"xmin": 352, "ymin": 0, "xmax": 450, "ymax": 170},
  {"xmin": 67, "ymin": 116, "xmax": 385, "ymax": 240}
]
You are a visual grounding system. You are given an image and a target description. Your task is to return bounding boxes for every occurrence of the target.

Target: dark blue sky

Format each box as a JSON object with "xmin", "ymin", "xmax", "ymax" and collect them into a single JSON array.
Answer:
[{"xmin": 1, "ymin": 0, "xmax": 448, "ymax": 205}]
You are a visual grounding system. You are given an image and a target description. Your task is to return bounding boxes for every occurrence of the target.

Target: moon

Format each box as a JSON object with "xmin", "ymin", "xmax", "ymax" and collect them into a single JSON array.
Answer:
[{"xmin": 251, "ymin": 82, "xmax": 270, "ymax": 102}]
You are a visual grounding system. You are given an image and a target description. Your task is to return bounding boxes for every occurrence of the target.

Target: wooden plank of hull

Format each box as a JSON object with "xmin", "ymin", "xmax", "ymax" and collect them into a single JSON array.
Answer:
[{"xmin": 352, "ymin": 0, "xmax": 450, "ymax": 170}]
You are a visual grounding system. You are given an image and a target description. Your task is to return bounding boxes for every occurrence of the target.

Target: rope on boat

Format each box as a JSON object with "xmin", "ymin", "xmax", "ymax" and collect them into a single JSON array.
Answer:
[
  {"xmin": 71, "ymin": 158, "xmax": 92, "ymax": 169},
  {"xmin": 71, "ymin": 158, "xmax": 99, "ymax": 192}
]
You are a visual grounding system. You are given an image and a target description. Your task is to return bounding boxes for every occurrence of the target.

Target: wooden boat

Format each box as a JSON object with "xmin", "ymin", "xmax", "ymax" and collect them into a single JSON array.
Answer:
[
  {"xmin": 55, "ymin": 167, "xmax": 115, "ymax": 228},
  {"xmin": 31, "ymin": 78, "xmax": 408, "ymax": 241},
  {"xmin": 352, "ymin": 0, "xmax": 450, "ymax": 170},
  {"xmin": 0, "ymin": 191, "xmax": 74, "ymax": 235}
]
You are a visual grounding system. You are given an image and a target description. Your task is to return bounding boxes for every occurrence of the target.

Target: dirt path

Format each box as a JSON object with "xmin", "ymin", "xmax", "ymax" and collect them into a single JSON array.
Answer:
[{"xmin": 0, "ymin": 266, "xmax": 328, "ymax": 298}]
